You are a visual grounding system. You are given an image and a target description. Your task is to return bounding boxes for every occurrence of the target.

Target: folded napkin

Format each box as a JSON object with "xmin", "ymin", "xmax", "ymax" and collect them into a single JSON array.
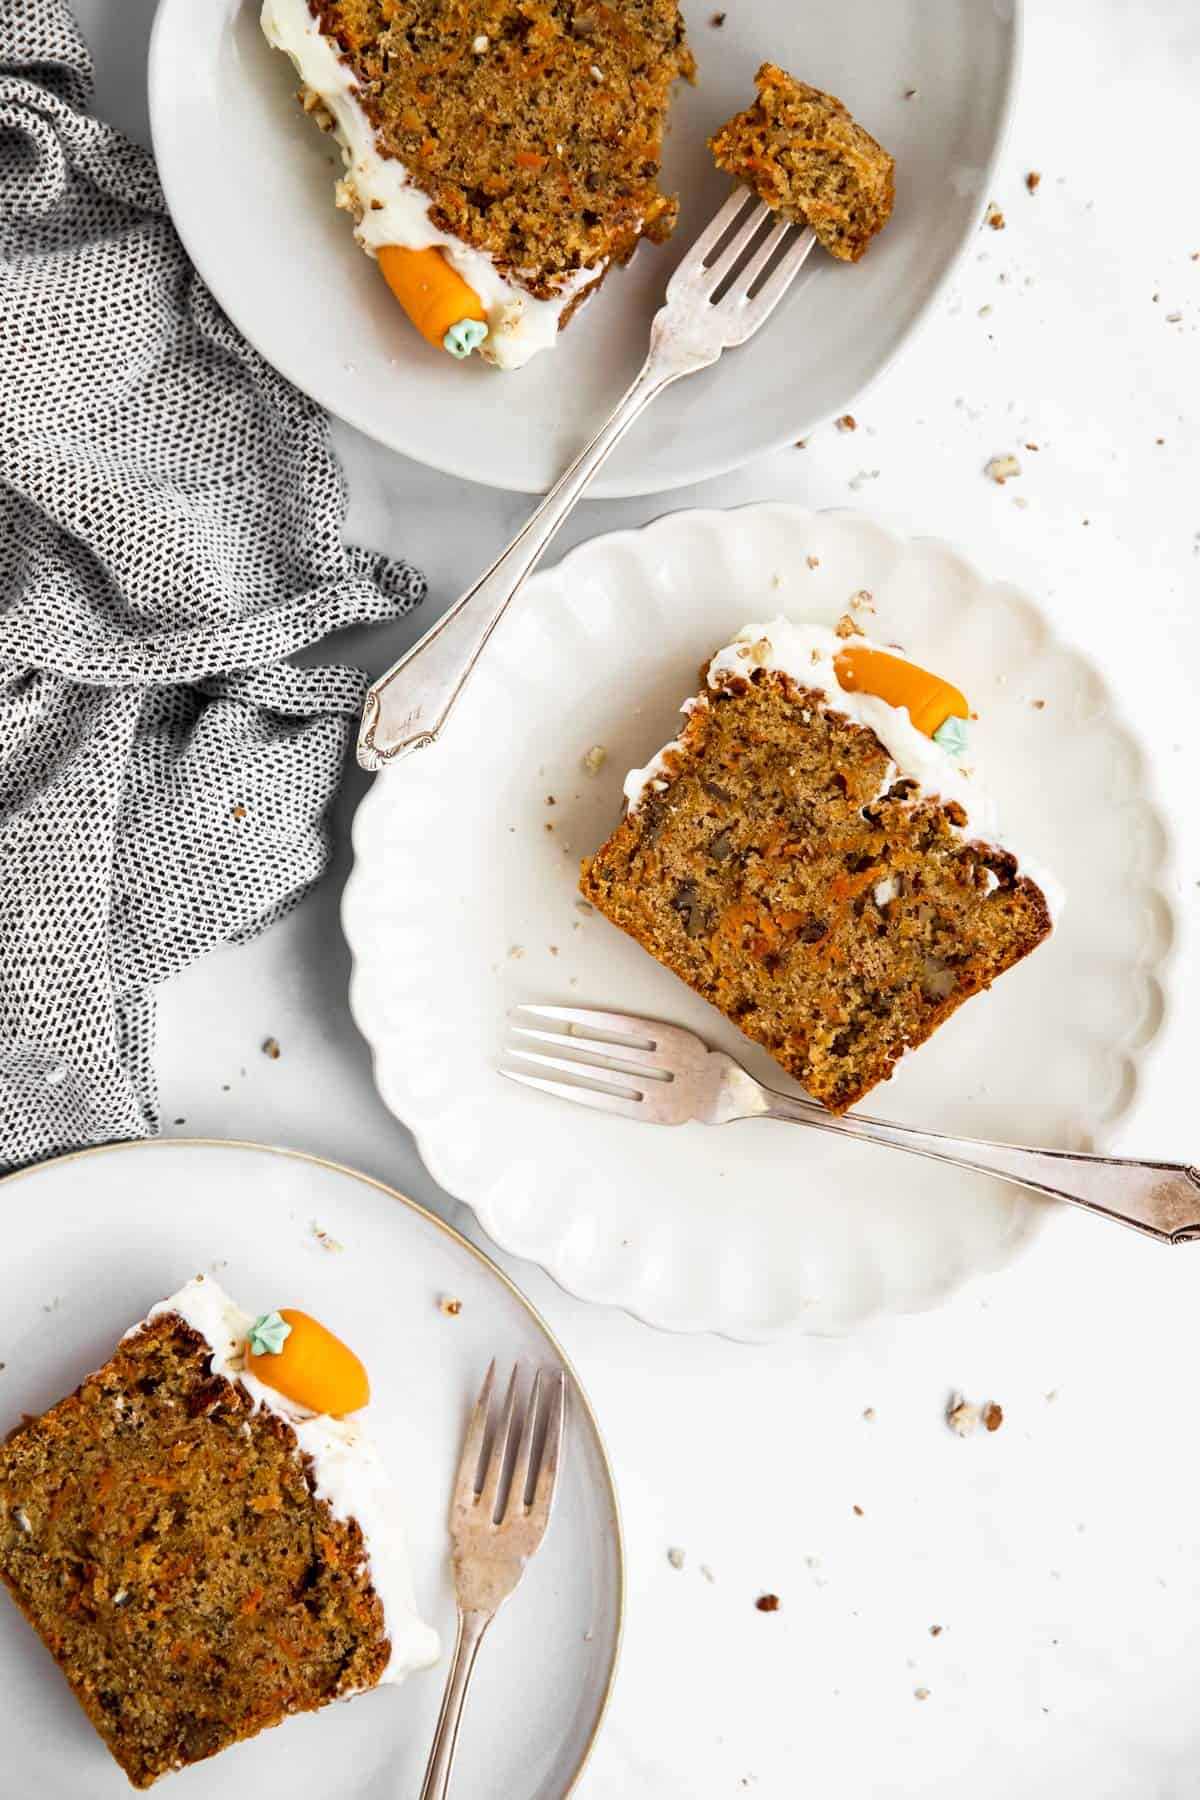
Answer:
[{"xmin": 0, "ymin": 1, "xmax": 424, "ymax": 1170}]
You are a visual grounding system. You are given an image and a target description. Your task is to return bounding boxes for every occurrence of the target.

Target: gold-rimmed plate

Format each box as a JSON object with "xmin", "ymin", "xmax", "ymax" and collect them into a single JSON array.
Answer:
[{"xmin": 0, "ymin": 1139, "xmax": 622, "ymax": 1799}]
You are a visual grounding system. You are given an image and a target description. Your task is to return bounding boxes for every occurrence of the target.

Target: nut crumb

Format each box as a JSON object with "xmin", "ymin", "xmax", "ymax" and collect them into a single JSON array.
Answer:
[
  {"xmin": 755, "ymin": 1593, "xmax": 781, "ymax": 1613},
  {"xmin": 507, "ymin": 944, "xmax": 525, "ymax": 960},
  {"xmin": 582, "ymin": 745, "xmax": 607, "ymax": 775},
  {"xmin": 709, "ymin": 9, "xmax": 726, "ymax": 22},
  {"xmin": 904, "ymin": 86, "xmax": 918, "ymax": 99},
  {"xmin": 983, "ymin": 1401, "xmax": 1004, "ymax": 1433},
  {"xmin": 545, "ymin": 794, "xmax": 556, "ymax": 805},
  {"xmin": 834, "ymin": 613, "xmax": 863, "ymax": 640},
  {"xmin": 836, "ymin": 413, "xmax": 858, "ymax": 432},
  {"xmin": 1031, "ymin": 698, "xmax": 1046, "ymax": 709},
  {"xmin": 700, "ymin": 1563, "xmax": 715, "ymax": 1583},
  {"xmin": 230, "ymin": 804, "xmax": 247, "ymax": 822},
  {"xmin": 667, "ymin": 1546, "xmax": 685, "ymax": 1570},
  {"xmin": 985, "ymin": 452, "xmax": 1022, "ymax": 484},
  {"xmin": 985, "ymin": 204, "xmax": 1006, "ymax": 230},
  {"xmin": 262, "ymin": 1036, "xmax": 281, "ymax": 1060},
  {"xmin": 471, "ymin": 33, "xmax": 489, "ymax": 51},
  {"xmin": 914, "ymin": 1687, "xmax": 931, "ymax": 1701},
  {"xmin": 852, "ymin": 1504, "xmax": 864, "ymax": 1517},
  {"xmin": 862, "ymin": 1406, "xmax": 876, "ymax": 1421},
  {"xmin": 1025, "ymin": 171, "xmax": 1041, "ymax": 193},
  {"xmin": 1166, "ymin": 311, "xmax": 1184, "ymax": 324},
  {"xmin": 849, "ymin": 588, "xmax": 875, "ymax": 613},
  {"xmin": 794, "ymin": 437, "xmax": 808, "ymax": 449},
  {"xmin": 806, "ymin": 555, "xmax": 820, "ymax": 570},
  {"xmin": 438, "ymin": 1296, "xmax": 462, "ymax": 1317},
  {"xmin": 929, "ymin": 1624, "xmax": 943, "ymax": 1637}
]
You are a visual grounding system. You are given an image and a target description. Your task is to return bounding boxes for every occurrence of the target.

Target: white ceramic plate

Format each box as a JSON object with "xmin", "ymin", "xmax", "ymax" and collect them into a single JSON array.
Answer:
[
  {"xmin": 343, "ymin": 506, "xmax": 1175, "ymax": 1340},
  {"xmin": 0, "ymin": 1141, "xmax": 621, "ymax": 1799},
  {"xmin": 148, "ymin": 0, "xmax": 1019, "ymax": 496}
]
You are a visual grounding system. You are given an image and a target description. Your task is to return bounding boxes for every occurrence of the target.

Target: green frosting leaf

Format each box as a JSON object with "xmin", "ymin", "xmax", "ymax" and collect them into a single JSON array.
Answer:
[
  {"xmin": 443, "ymin": 317, "xmax": 489, "ymax": 360},
  {"xmin": 932, "ymin": 715, "xmax": 969, "ymax": 759},
  {"xmin": 248, "ymin": 1311, "xmax": 292, "ymax": 1357}
]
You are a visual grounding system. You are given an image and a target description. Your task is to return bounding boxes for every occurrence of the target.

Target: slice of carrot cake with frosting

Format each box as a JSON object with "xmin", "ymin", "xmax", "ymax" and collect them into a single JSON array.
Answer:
[
  {"xmin": 261, "ymin": 0, "xmax": 693, "ymax": 368},
  {"xmin": 0, "ymin": 1277, "xmax": 438, "ymax": 1788},
  {"xmin": 581, "ymin": 619, "xmax": 1061, "ymax": 1114}
]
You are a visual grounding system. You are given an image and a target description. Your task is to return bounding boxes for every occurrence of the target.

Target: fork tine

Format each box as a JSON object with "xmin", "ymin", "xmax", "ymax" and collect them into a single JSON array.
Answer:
[
  {"xmin": 507, "ymin": 1046, "xmax": 646, "ymax": 1091},
  {"xmin": 671, "ymin": 187, "xmax": 758, "ymax": 276},
  {"xmin": 510, "ymin": 1002, "xmax": 658, "ymax": 1044},
  {"xmin": 509, "ymin": 1028, "xmax": 670, "ymax": 1079},
  {"xmin": 509, "ymin": 1366, "xmax": 542, "ymax": 1511},
  {"xmin": 479, "ymin": 1364, "xmax": 521, "ymax": 1522},
  {"xmin": 718, "ymin": 215, "xmax": 791, "ymax": 304},
  {"xmin": 738, "ymin": 226, "xmax": 817, "ymax": 325},
  {"xmin": 455, "ymin": 1358, "xmax": 495, "ymax": 1504},
  {"xmin": 528, "ymin": 1371, "xmax": 566, "ymax": 1529},
  {"xmin": 499, "ymin": 1067, "xmax": 648, "ymax": 1122},
  {"xmin": 695, "ymin": 202, "xmax": 778, "ymax": 300}
]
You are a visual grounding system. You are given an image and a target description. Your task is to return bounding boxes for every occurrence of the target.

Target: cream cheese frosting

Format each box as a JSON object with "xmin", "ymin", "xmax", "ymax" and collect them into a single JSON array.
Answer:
[
  {"xmin": 260, "ymin": 0, "xmax": 603, "ymax": 369},
  {"xmin": 624, "ymin": 618, "xmax": 1064, "ymax": 920},
  {"xmin": 131, "ymin": 1276, "xmax": 440, "ymax": 1688}
]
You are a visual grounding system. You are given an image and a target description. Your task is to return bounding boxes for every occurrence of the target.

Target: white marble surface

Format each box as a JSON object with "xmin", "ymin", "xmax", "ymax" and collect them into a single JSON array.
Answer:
[{"xmin": 68, "ymin": 2, "xmax": 1200, "ymax": 1795}]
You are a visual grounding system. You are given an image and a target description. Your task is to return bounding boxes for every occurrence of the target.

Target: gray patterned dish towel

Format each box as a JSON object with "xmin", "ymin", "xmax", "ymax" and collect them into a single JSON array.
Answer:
[{"xmin": 0, "ymin": 1, "xmax": 424, "ymax": 1169}]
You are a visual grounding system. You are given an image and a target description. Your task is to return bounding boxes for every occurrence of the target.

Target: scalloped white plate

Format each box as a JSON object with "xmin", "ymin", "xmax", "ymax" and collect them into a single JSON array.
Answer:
[
  {"xmin": 149, "ymin": 0, "xmax": 1019, "ymax": 496},
  {"xmin": 343, "ymin": 507, "xmax": 1174, "ymax": 1340}
]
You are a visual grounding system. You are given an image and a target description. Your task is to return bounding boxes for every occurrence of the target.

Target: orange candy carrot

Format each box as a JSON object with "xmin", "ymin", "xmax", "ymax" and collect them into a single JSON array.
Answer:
[
  {"xmin": 833, "ymin": 645, "xmax": 969, "ymax": 739},
  {"xmin": 245, "ymin": 1309, "xmax": 370, "ymax": 1417},
  {"xmin": 376, "ymin": 244, "xmax": 487, "ymax": 355}
]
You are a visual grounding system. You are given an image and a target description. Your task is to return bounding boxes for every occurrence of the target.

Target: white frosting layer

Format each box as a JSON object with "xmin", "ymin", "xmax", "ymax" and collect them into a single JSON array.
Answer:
[
  {"xmin": 261, "ymin": 0, "xmax": 602, "ymax": 369},
  {"xmin": 624, "ymin": 618, "xmax": 1063, "ymax": 919},
  {"xmin": 134, "ymin": 1277, "xmax": 440, "ymax": 1687}
]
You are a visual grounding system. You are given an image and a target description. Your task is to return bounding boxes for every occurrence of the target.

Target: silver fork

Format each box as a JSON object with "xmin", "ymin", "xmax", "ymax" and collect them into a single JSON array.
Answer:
[
  {"xmin": 358, "ymin": 193, "xmax": 815, "ymax": 768},
  {"xmin": 419, "ymin": 1360, "xmax": 566, "ymax": 1800},
  {"xmin": 501, "ymin": 1005, "xmax": 1200, "ymax": 1245}
]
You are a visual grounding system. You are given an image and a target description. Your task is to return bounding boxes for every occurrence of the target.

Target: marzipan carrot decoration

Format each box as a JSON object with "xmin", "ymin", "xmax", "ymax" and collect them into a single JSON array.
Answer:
[
  {"xmin": 833, "ymin": 645, "xmax": 969, "ymax": 740},
  {"xmin": 245, "ymin": 1309, "xmax": 370, "ymax": 1416},
  {"xmin": 376, "ymin": 244, "xmax": 489, "ymax": 359}
]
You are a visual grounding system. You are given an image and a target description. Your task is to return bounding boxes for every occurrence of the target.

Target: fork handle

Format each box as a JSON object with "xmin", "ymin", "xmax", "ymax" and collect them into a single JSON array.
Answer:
[
  {"xmin": 759, "ymin": 1093, "xmax": 1200, "ymax": 1244},
  {"xmin": 418, "ymin": 1606, "xmax": 492, "ymax": 1800},
  {"xmin": 358, "ymin": 344, "xmax": 680, "ymax": 770}
]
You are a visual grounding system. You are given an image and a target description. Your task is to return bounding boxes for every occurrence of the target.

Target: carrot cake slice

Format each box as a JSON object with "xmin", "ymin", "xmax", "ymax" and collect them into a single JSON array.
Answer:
[
  {"xmin": 581, "ymin": 619, "xmax": 1060, "ymax": 1114},
  {"xmin": 709, "ymin": 63, "xmax": 894, "ymax": 261},
  {"xmin": 261, "ymin": 0, "xmax": 694, "ymax": 367},
  {"xmin": 0, "ymin": 1277, "xmax": 438, "ymax": 1788}
]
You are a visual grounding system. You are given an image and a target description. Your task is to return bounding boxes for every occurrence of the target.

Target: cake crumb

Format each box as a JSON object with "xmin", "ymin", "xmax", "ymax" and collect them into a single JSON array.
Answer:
[
  {"xmin": 862, "ymin": 1406, "xmax": 876, "ymax": 1421},
  {"xmin": 582, "ymin": 745, "xmax": 607, "ymax": 775},
  {"xmin": 836, "ymin": 413, "xmax": 858, "ymax": 432},
  {"xmin": 230, "ymin": 804, "xmax": 247, "ymax": 822},
  {"xmin": 794, "ymin": 437, "xmax": 808, "ymax": 449},
  {"xmin": 914, "ymin": 1687, "xmax": 931, "ymax": 1701},
  {"xmin": 985, "ymin": 452, "xmax": 1022, "ymax": 484},
  {"xmin": 545, "ymin": 795, "xmax": 556, "ymax": 805},
  {"xmin": 852, "ymin": 1504, "xmax": 864, "ymax": 1517},
  {"xmin": 507, "ymin": 944, "xmax": 525, "ymax": 960},
  {"xmin": 261, "ymin": 1036, "xmax": 281, "ymax": 1060},
  {"xmin": 985, "ymin": 204, "xmax": 1005, "ymax": 230},
  {"xmin": 946, "ymin": 1394, "xmax": 981, "ymax": 1437},
  {"xmin": 806, "ymin": 555, "xmax": 820, "ymax": 569},
  {"xmin": 667, "ymin": 1546, "xmax": 685, "ymax": 1570},
  {"xmin": 700, "ymin": 1563, "xmax": 716, "ymax": 1583},
  {"xmin": 930, "ymin": 1624, "xmax": 943, "ymax": 1637},
  {"xmin": 709, "ymin": 9, "xmax": 726, "ymax": 22},
  {"xmin": 1031, "ymin": 698, "xmax": 1045, "ymax": 709},
  {"xmin": 834, "ymin": 612, "xmax": 863, "ymax": 640},
  {"xmin": 1025, "ymin": 171, "xmax": 1041, "ymax": 193},
  {"xmin": 983, "ymin": 1401, "xmax": 1004, "ymax": 1433},
  {"xmin": 755, "ymin": 1593, "xmax": 781, "ymax": 1613},
  {"xmin": 438, "ymin": 1296, "xmax": 463, "ymax": 1317},
  {"xmin": 311, "ymin": 1223, "xmax": 344, "ymax": 1254},
  {"xmin": 904, "ymin": 86, "xmax": 918, "ymax": 99}
]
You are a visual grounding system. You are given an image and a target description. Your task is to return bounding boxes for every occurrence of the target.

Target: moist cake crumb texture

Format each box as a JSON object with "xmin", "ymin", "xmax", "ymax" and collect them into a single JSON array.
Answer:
[
  {"xmin": 581, "ymin": 641, "xmax": 1053, "ymax": 1115},
  {"xmin": 0, "ymin": 1309, "xmax": 396, "ymax": 1788},
  {"xmin": 709, "ymin": 62, "xmax": 895, "ymax": 261},
  {"xmin": 311, "ymin": 0, "xmax": 693, "ymax": 295}
]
